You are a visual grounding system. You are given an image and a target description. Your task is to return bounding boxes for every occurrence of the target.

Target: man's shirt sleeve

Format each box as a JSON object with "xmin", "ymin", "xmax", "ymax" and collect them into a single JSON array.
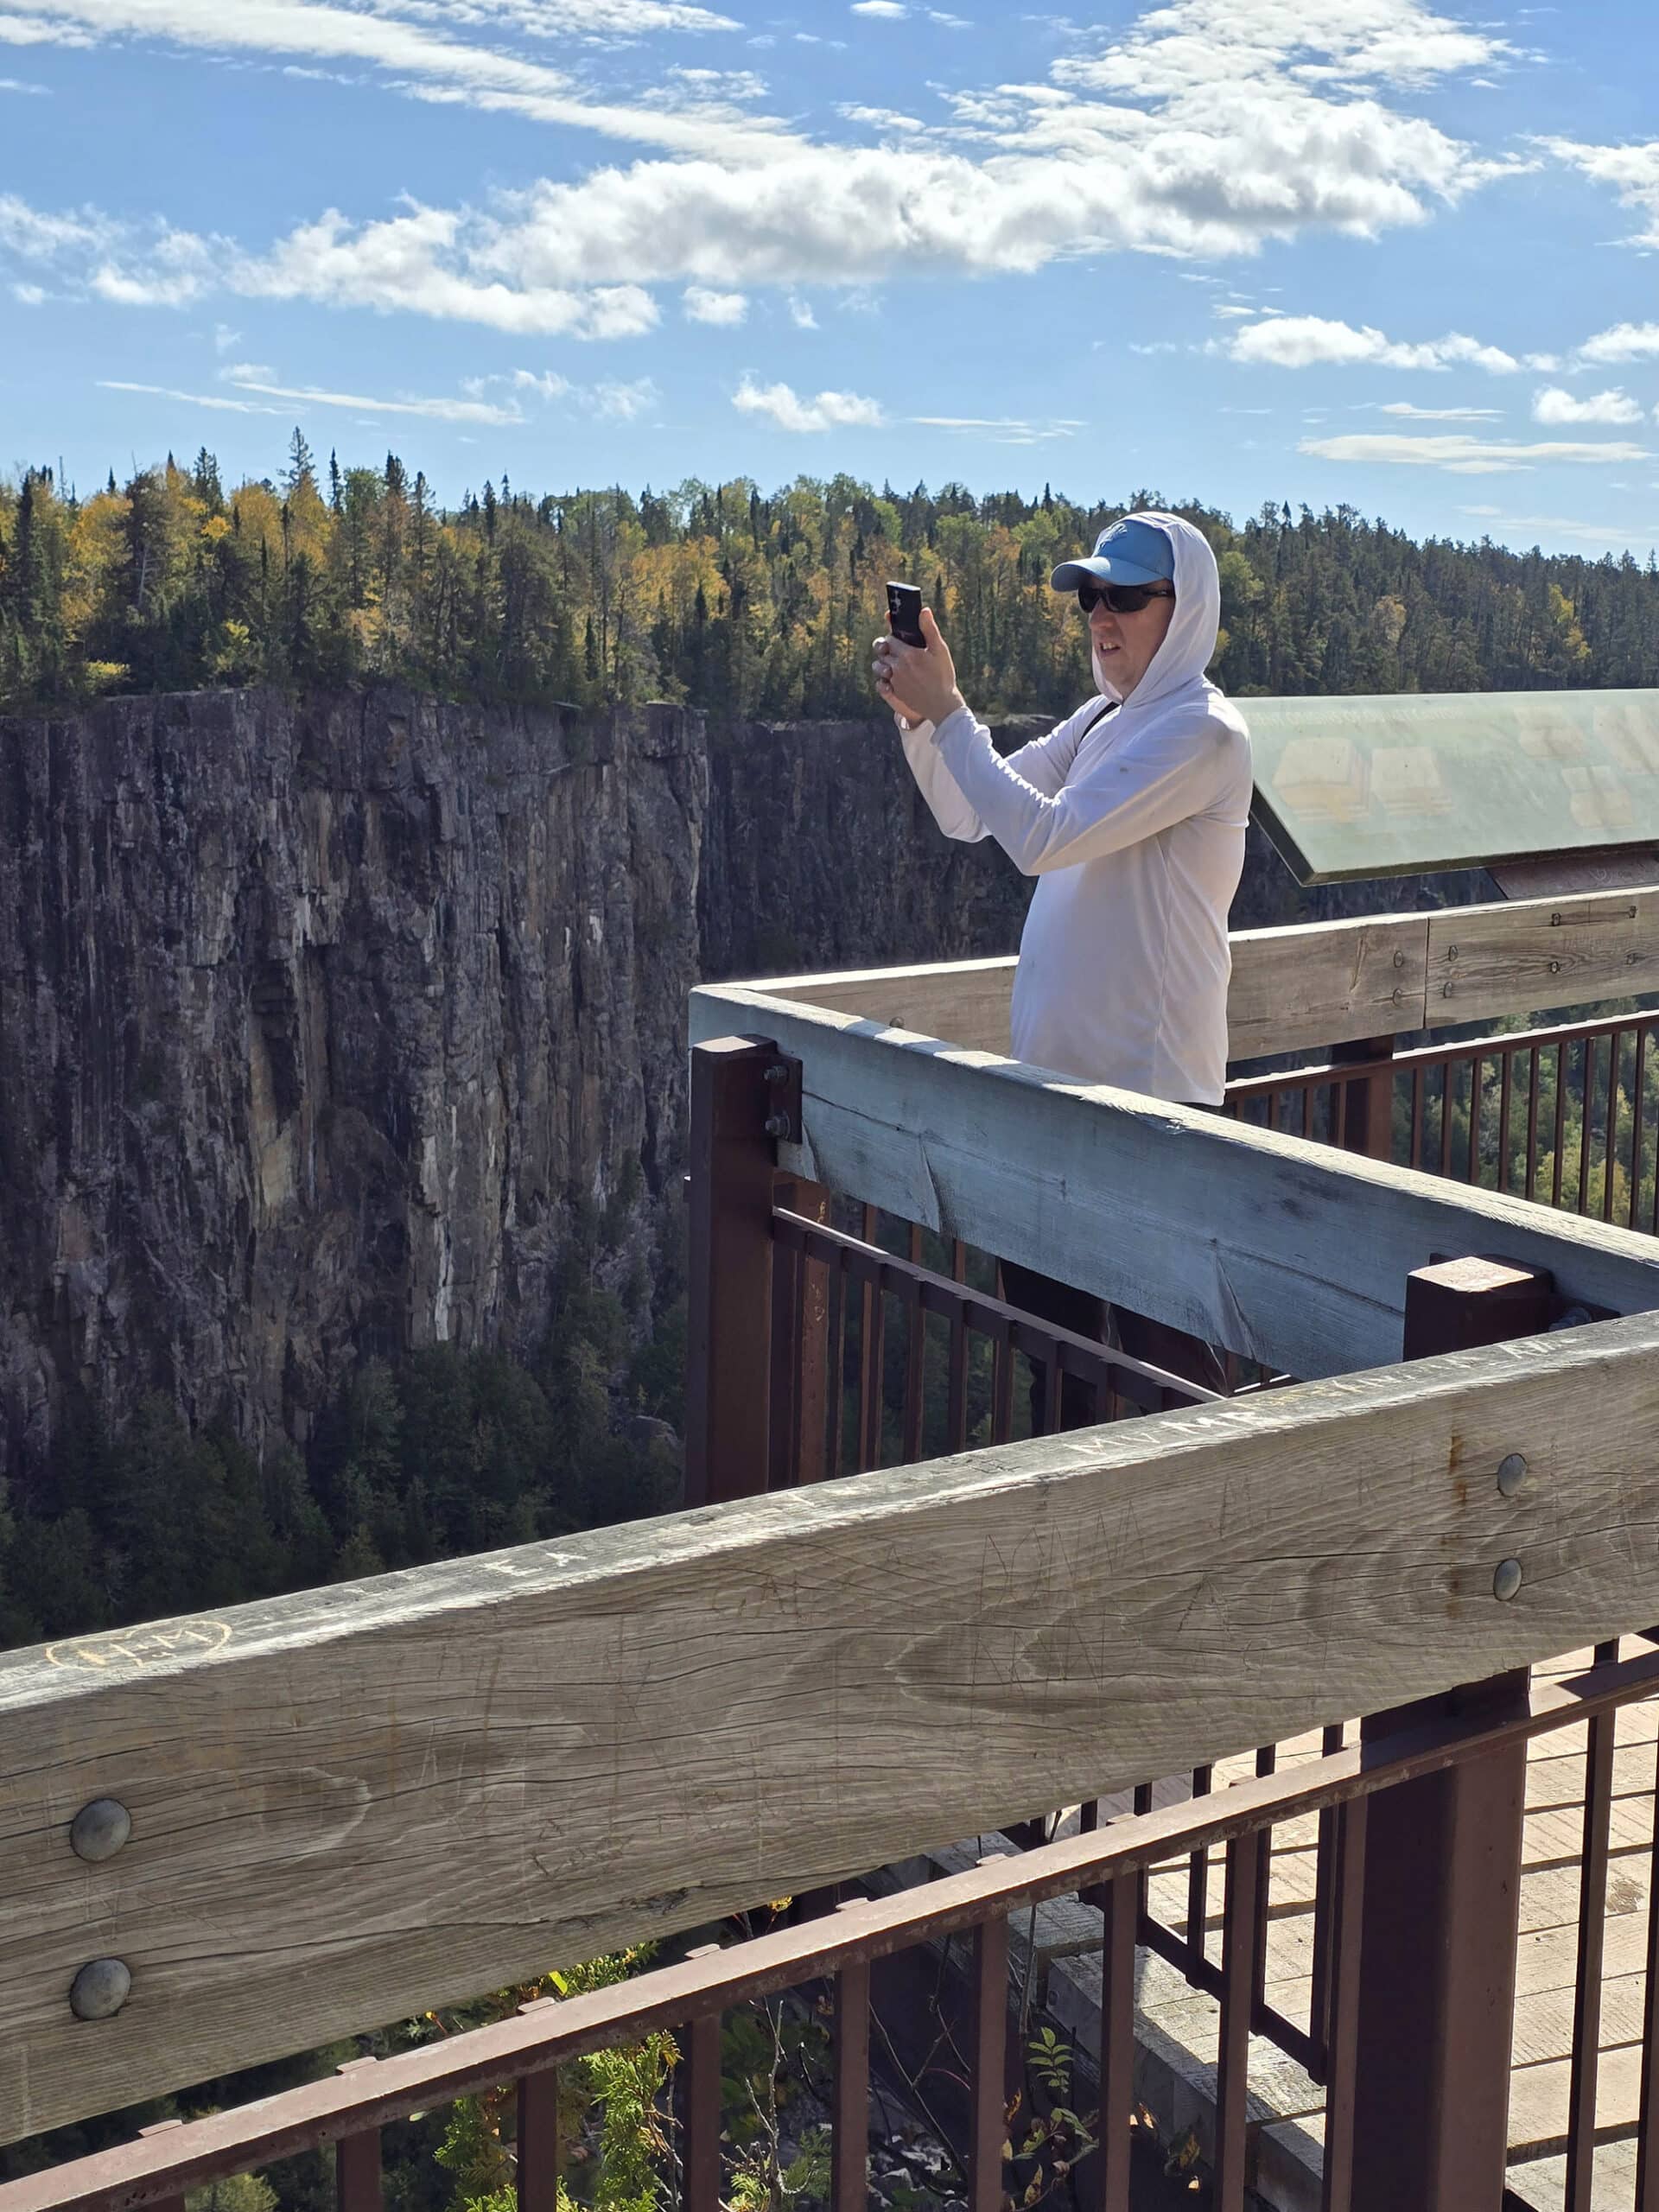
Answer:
[
  {"xmin": 899, "ymin": 705, "xmax": 1087, "ymax": 843},
  {"xmin": 933, "ymin": 704, "xmax": 1230, "ymax": 876}
]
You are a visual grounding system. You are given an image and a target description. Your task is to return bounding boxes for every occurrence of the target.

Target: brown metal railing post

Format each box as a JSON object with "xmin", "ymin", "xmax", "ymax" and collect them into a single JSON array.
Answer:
[
  {"xmin": 685, "ymin": 1036, "xmax": 786, "ymax": 1508},
  {"xmin": 1347, "ymin": 1255, "xmax": 1552, "ymax": 2212}
]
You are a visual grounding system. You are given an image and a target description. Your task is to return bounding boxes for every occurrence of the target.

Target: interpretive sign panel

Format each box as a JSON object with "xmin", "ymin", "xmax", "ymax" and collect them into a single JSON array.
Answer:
[{"xmin": 1248, "ymin": 688, "xmax": 1659, "ymax": 884}]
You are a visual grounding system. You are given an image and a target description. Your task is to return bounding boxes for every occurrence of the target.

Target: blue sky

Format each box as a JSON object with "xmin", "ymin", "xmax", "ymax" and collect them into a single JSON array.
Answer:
[{"xmin": 3, "ymin": 0, "xmax": 1659, "ymax": 558}]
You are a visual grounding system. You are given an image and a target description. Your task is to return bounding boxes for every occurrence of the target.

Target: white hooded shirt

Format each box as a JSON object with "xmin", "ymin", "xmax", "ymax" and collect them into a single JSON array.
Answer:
[{"xmin": 899, "ymin": 512, "xmax": 1252, "ymax": 1105}]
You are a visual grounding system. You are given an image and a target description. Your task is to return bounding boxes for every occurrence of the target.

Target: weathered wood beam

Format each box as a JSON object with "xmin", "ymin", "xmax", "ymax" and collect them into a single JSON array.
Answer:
[
  {"xmin": 1224, "ymin": 912, "xmax": 1427, "ymax": 1057},
  {"xmin": 690, "ymin": 985, "xmax": 1659, "ymax": 1377},
  {"xmin": 761, "ymin": 956, "xmax": 1016, "ymax": 1056},
  {"xmin": 1427, "ymin": 887, "xmax": 1659, "ymax": 1027},
  {"xmin": 5, "ymin": 1313, "xmax": 1659, "ymax": 2141},
  {"xmin": 751, "ymin": 884, "xmax": 1659, "ymax": 1066}
]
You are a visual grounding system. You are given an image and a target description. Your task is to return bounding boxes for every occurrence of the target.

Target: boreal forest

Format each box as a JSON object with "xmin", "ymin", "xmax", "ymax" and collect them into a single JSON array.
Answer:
[{"xmin": 2, "ymin": 430, "xmax": 1652, "ymax": 717}]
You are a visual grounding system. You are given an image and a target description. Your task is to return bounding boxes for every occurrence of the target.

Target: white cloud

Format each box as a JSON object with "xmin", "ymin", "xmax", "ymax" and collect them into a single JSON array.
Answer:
[
  {"xmin": 1546, "ymin": 137, "xmax": 1659, "ymax": 249},
  {"xmin": 462, "ymin": 366, "xmax": 572, "ymax": 399},
  {"xmin": 1577, "ymin": 322, "xmax": 1659, "ymax": 366},
  {"xmin": 788, "ymin": 295, "xmax": 817, "ymax": 328},
  {"xmin": 911, "ymin": 412, "xmax": 1080, "ymax": 443},
  {"xmin": 99, "ymin": 379, "xmax": 289, "ymax": 416},
  {"xmin": 0, "ymin": 0, "xmax": 1531, "ymax": 334},
  {"xmin": 1376, "ymin": 400, "xmax": 1503, "ymax": 420},
  {"xmin": 733, "ymin": 374, "xmax": 883, "ymax": 430},
  {"xmin": 1457, "ymin": 509, "xmax": 1659, "ymax": 549},
  {"xmin": 0, "ymin": 192, "xmax": 111, "ymax": 257},
  {"xmin": 837, "ymin": 104, "xmax": 926, "ymax": 132},
  {"xmin": 1230, "ymin": 315, "xmax": 1520, "ymax": 372},
  {"xmin": 214, "ymin": 363, "xmax": 526, "ymax": 423},
  {"xmin": 1300, "ymin": 432, "xmax": 1651, "ymax": 474},
  {"xmin": 0, "ymin": 10, "xmax": 93, "ymax": 41},
  {"xmin": 683, "ymin": 283, "xmax": 747, "ymax": 324},
  {"xmin": 585, "ymin": 375, "xmax": 658, "ymax": 419},
  {"xmin": 1054, "ymin": 0, "xmax": 1515, "ymax": 101},
  {"xmin": 232, "ymin": 207, "xmax": 664, "ymax": 337},
  {"xmin": 850, "ymin": 1, "xmax": 907, "ymax": 14},
  {"xmin": 0, "ymin": 0, "xmax": 783, "ymax": 159},
  {"xmin": 0, "ymin": 71, "xmax": 47, "ymax": 87},
  {"xmin": 12, "ymin": 279, "xmax": 46, "ymax": 302},
  {"xmin": 1533, "ymin": 385, "xmax": 1644, "ymax": 427}
]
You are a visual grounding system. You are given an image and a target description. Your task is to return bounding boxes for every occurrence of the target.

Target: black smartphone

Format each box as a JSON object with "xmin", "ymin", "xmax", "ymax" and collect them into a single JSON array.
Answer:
[{"xmin": 886, "ymin": 581, "xmax": 925, "ymax": 649}]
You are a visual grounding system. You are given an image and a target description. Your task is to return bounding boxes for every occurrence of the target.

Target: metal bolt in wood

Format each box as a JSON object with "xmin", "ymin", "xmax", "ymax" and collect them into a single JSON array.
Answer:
[
  {"xmin": 1493, "ymin": 1559, "xmax": 1523, "ymax": 1603},
  {"xmin": 70, "ymin": 1798, "xmax": 131, "ymax": 1864},
  {"xmin": 70, "ymin": 1958, "xmax": 131, "ymax": 2020},
  {"xmin": 1496, "ymin": 1453, "xmax": 1528, "ymax": 1499}
]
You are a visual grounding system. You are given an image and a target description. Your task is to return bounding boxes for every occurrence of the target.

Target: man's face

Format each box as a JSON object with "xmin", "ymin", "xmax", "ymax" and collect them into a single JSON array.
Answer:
[{"xmin": 1090, "ymin": 588, "xmax": 1176, "ymax": 700}]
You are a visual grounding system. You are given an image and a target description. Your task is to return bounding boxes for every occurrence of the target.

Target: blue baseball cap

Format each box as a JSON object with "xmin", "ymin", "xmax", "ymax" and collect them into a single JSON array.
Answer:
[{"xmin": 1051, "ymin": 516, "xmax": 1174, "ymax": 593}]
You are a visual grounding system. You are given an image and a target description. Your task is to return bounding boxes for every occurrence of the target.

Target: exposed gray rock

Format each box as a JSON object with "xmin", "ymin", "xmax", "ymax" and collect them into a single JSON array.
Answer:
[{"xmin": 0, "ymin": 688, "xmax": 704, "ymax": 1475}]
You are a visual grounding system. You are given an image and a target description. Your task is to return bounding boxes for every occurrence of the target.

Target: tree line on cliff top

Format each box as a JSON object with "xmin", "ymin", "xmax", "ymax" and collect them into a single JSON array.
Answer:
[{"xmin": 3, "ymin": 429, "xmax": 1656, "ymax": 718}]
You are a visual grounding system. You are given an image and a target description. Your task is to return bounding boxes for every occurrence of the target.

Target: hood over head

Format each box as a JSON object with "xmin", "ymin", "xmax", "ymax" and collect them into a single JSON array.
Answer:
[{"xmin": 1075, "ymin": 512, "xmax": 1221, "ymax": 711}]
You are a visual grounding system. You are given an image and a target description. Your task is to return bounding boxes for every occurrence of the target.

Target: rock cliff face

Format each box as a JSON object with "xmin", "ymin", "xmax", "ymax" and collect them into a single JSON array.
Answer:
[
  {"xmin": 0, "ymin": 689, "xmax": 703, "ymax": 1475},
  {"xmin": 0, "ymin": 687, "xmax": 1490, "ymax": 1476}
]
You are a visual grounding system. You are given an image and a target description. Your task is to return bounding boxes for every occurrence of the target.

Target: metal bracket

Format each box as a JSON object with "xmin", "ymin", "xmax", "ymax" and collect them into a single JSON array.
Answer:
[{"xmin": 760, "ymin": 1052, "xmax": 804, "ymax": 1148}]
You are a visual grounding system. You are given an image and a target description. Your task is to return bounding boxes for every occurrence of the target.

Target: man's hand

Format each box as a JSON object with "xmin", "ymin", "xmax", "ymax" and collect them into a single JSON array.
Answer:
[{"xmin": 871, "ymin": 607, "xmax": 966, "ymax": 730}]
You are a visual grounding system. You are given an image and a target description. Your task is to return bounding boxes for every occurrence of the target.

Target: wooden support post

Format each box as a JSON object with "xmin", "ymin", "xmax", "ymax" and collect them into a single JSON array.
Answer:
[
  {"xmin": 1348, "ymin": 1255, "xmax": 1552, "ymax": 2212},
  {"xmin": 1333, "ymin": 1033, "xmax": 1396, "ymax": 1163},
  {"xmin": 684, "ymin": 1036, "xmax": 780, "ymax": 1509}
]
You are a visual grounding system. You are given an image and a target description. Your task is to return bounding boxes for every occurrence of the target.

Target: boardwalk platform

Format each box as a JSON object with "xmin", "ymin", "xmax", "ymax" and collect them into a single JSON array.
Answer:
[
  {"xmin": 1122, "ymin": 1647, "xmax": 1656, "ymax": 2209},
  {"xmin": 893, "ymin": 1645, "xmax": 1657, "ymax": 2210}
]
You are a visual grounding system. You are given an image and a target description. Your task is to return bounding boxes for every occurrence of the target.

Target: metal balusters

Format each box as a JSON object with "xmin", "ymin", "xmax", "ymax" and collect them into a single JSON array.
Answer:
[
  {"xmin": 1497, "ymin": 1051, "xmax": 1514, "ymax": 1194},
  {"xmin": 335, "ymin": 2131, "xmax": 381, "ymax": 2212},
  {"xmin": 1319, "ymin": 1798, "xmax": 1369, "ymax": 2212},
  {"xmin": 856, "ymin": 1205, "xmax": 881, "ymax": 1472},
  {"xmin": 1409, "ymin": 1066, "xmax": 1425, "ymax": 1169},
  {"xmin": 1213, "ymin": 1831, "xmax": 1263, "ymax": 2210},
  {"xmin": 947, "ymin": 1240, "xmax": 969, "ymax": 1451},
  {"xmin": 901, "ymin": 1223, "xmax": 926, "ymax": 1461},
  {"xmin": 1636, "ymin": 1727, "xmax": 1659, "ymax": 2210},
  {"xmin": 516, "ymin": 2066, "xmax": 562, "ymax": 2212},
  {"xmin": 1088, "ymin": 1872, "xmax": 1138, "ymax": 2212},
  {"xmin": 1605, "ymin": 1034, "xmax": 1624, "ymax": 1223},
  {"xmin": 1187, "ymin": 1765, "xmax": 1213, "ymax": 1967},
  {"xmin": 1308, "ymin": 1722, "xmax": 1346, "ymax": 2072},
  {"xmin": 1527, "ymin": 1045, "xmax": 1541, "ymax": 1201},
  {"xmin": 968, "ymin": 1916, "xmax": 1010, "ymax": 2212},
  {"xmin": 1579, "ymin": 1039, "xmax": 1597, "ymax": 1217},
  {"xmin": 334, "ymin": 2062, "xmax": 382, "ymax": 2212},
  {"xmin": 1466, "ymin": 1055, "xmax": 1482, "ymax": 1185},
  {"xmin": 827, "ymin": 1243, "xmax": 848, "ymax": 1477},
  {"xmin": 1252, "ymin": 1746, "xmax": 1277, "ymax": 2013},
  {"xmin": 1554, "ymin": 1040, "xmax": 1569, "ymax": 1206},
  {"xmin": 831, "ymin": 1960, "xmax": 872, "ymax": 2212},
  {"xmin": 1634, "ymin": 1028, "xmax": 1649, "ymax": 1232},
  {"xmin": 1564, "ymin": 1641, "xmax": 1621, "ymax": 2212},
  {"xmin": 682, "ymin": 2010, "xmax": 723, "ymax": 2212},
  {"xmin": 990, "ymin": 1313, "xmax": 1014, "ymax": 1446},
  {"xmin": 768, "ymin": 1219, "xmax": 806, "ymax": 1489},
  {"xmin": 1440, "ymin": 1064, "xmax": 1455, "ymax": 1179}
]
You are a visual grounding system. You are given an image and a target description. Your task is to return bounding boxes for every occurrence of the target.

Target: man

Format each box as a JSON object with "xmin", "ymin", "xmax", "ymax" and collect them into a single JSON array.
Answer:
[{"xmin": 871, "ymin": 511, "xmax": 1252, "ymax": 1406}]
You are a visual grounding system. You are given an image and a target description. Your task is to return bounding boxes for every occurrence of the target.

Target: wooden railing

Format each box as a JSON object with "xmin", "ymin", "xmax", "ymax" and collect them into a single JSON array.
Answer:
[
  {"xmin": 9, "ymin": 885, "xmax": 1659, "ymax": 2209},
  {"xmin": 751, "ymin": 883, "xmax": 1659, "ymax": 1064},
  {"xmin": 10, "ymin": 1637, "xmax": 1659, "ymax": 2212}
]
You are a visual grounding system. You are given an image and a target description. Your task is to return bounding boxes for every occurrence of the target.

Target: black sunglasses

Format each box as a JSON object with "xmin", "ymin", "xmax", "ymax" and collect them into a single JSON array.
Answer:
[{"xmin": 1077, "ymin": 580, "xmax": 1174, "ymax": 616}]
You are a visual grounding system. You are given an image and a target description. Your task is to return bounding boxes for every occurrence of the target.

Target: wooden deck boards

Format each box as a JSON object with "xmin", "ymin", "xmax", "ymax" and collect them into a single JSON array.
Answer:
[{"xmin": 1115, "ymin": 1651, "xmax": 1659, "ymax": 2209}]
